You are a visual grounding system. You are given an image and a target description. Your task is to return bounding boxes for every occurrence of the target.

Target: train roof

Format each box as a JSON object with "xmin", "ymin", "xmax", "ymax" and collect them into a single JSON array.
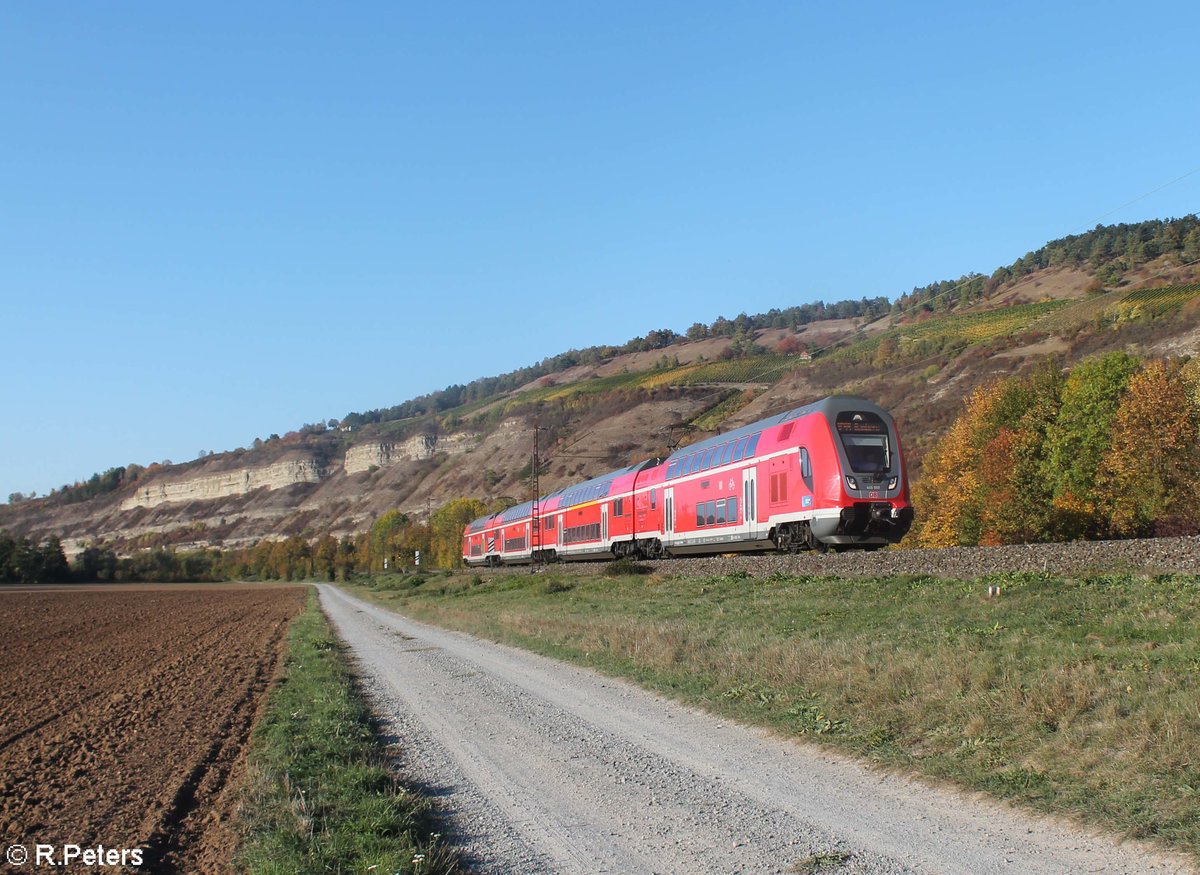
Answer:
[
  {"xmin": 666, "ymin": 395, "xmax": 885, "ymax": 462},
  {"xmin": 465, "ymin": 460, "xmax": 654, "ymax": 530}
]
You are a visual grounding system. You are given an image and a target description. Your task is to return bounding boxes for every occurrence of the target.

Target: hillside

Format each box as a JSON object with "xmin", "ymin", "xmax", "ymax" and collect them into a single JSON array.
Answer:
[{"xmin": 3, "ymin": 217, "xmax": 1199, "ymax": 555}]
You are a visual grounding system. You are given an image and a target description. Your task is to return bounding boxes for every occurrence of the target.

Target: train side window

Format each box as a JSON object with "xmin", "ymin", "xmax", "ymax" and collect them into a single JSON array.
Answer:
[
  {"xmin": 732, "ymin": 436, "xmax": 748, "ymax": 462},
  {"xmin": 689, "ymin": 453, "xmax": 700, "ymax": 474},
  {"xmin": 744, "ymin": 433, "xmax": 761, "ymax": 458},
  {"xmin": 728, "ymin": 496, "xmax": 738, "ymax": 523},
  {"xmin": 721, "ymin": 442, "xmax": 735, "ymax": 465},
  {"xmin": 800, "ymin": 447, "xmax": 811, "ymax": 478},
  {"xmin": 705, "ymin": 447, "xmax": 718, "ymax": 469},
  {"xmin": 716, "ymin": 499, "xmax": 726, "ymax": 525},
  {"xmin": 667, "ymin": 460, "xmax": 678, "ymax": 479},
  {"xmin": 696, "ymin": 505, "xmax": 705, "ymax": 527},
  {"xmin": 706, "ymin": 501, "xmax": 716, "ymax": 526},
  {"xmin": 650, "ymin": 489, "xmax": 656, "ymax": 510}
]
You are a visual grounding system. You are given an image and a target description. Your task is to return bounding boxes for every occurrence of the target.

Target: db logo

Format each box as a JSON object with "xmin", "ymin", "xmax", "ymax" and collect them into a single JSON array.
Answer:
[{"xmin": 868, "ymin": 491, "xmax": 881, "ymax": 499}]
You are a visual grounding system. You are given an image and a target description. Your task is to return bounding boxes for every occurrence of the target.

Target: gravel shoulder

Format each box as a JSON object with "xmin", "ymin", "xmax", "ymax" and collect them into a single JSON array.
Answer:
[
  {"xmin": 515, "ymin": 534, "xmax": 1200, "ymax": 580},
  {"xmin": 319, "ymin": 584, "xmax": 1194, "ymax": 875}
]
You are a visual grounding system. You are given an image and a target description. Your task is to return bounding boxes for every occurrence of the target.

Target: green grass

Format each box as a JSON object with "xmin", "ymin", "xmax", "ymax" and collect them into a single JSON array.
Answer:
[
  {"xmin": 344, "ymin": 569, "xmax": 1200, "ymax": 860},
  {"xmin": 238, "ymin": 589, "xmax": 457, "ymax": 875}
]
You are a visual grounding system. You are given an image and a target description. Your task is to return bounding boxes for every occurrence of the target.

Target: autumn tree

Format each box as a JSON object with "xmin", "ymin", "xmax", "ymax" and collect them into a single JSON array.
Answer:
[
  {"xmin": 978, "ymin": 362, "xmax": 1063, "ymax": 544},
  {"xmin": 775, "ymin": 335, "xmax": 803, "ymax": 356},
  {"xmin": 913, "ymin": 382, "xmax": 1011, "ymax": 547},
  {"xmin": 366, "ymin": 510, "xmax": 429, "ymax": 571},
  {"xmin": 1095, "ymin": 360, "xmax": 1200, "ymax": 536},
  {"xmin": 917, "ymin": 362, "xmax": 1064, "ymax": 547},
  {"xmin": 312, "ymin": 534, "xmax": 339, "ymax": 581},
  {"xmin": 429, "ymin": 498, "xmax": 490, "ymax": 568},
  {"xmin": 871, "ymin": 337, "xmax": 897, "ymax": 369}
]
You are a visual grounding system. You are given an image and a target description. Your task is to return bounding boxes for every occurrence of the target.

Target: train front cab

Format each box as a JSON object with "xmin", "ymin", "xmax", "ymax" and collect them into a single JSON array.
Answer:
[{"xmin": 806, "ymin": 400, "xmax": 913, "ymax": 548}]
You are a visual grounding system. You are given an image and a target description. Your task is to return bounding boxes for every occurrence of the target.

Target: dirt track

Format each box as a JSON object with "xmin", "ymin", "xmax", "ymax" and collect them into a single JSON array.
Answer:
[
  {"xmin": 321, "ymin": 584, "xmax": 1195, "ymax": 875},
  {"xmin": 0, "ymin": 585, "xmax": 305, "ymax": 873}
]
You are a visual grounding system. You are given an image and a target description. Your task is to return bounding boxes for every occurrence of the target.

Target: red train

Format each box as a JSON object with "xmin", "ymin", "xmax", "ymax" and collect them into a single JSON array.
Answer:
[{"xmin": 462, "ymin": 395, "xmax": 914, "ymax": 565}]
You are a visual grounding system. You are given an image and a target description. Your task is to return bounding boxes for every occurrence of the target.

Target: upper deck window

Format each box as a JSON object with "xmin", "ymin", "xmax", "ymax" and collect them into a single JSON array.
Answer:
[{"xmin": 835, "ymin": 411, "xmax": 891, "ymax": 473}]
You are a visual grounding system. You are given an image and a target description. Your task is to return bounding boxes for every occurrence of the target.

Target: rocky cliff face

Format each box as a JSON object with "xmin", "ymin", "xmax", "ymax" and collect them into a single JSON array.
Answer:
[
  {"xmin": 120, "ymin": 457, "xmax": 324, "ymax": 510},
  {"xmin": 342, "ymin": 433, "xmax": 474, "ymax": 474}
]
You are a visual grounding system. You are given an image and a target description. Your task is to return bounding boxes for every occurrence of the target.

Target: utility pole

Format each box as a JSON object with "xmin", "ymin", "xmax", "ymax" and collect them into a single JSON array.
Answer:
[{"xmin": 530, "ymin": 425, "xmax": 543, "ymax": 573}]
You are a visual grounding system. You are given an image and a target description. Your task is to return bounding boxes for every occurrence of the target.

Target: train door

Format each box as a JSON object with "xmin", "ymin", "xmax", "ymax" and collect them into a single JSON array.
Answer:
[
  {"xmin": 664, "ymin": 487, "xmax": 675, "ymax": 535},
  {"xmin": 558, "ymin": 513, "xmax": 565, "ymax": 550},
  {"xmin": 742, "ymin": 467, "xmax": 758, "ymax": 537},
  {"xmin": 601, "ymin": 503, "xmax": 609, "ymax": 544}
]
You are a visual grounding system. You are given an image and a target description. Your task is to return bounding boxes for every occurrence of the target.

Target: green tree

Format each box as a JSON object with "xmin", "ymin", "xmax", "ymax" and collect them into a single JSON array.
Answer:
[
  {"xmin": 74, "ymin": 544, "xmax": 119, "ymax": 581},
  {"xmin": 984, "ymin": 362, "xmax": 1063, "ymax": 544},
  {"xmin": 368, "ymin": 510, "xmax": 417, "ymax": 572},
  {"xmin": 1043, "ymin": 352, "xmax": 1140, "ymax": 538}
]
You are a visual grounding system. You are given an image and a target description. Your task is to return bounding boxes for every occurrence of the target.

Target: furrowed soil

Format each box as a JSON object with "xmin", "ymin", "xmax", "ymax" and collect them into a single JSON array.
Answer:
[{"xmin": 0, "ymin": 585, "xmax": 306, "ymax": 873}]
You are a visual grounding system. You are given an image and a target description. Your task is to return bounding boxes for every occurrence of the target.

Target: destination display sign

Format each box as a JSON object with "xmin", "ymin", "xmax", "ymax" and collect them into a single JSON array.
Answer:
[{"xmin": 836, "ymin": 413, "xmax": 886, "ymax": 434}]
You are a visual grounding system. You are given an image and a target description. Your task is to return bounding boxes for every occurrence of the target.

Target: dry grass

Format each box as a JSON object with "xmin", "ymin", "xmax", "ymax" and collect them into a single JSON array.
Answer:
[{"xmin": 344, "ymin": 570, "xmax": 1200, "ymax": 860}]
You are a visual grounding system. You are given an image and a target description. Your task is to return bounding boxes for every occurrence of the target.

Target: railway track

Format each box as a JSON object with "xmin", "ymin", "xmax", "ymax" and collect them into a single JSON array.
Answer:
[{"xmin": 471, "ymin": 534, "xmax": 1200, "ymax": 579}]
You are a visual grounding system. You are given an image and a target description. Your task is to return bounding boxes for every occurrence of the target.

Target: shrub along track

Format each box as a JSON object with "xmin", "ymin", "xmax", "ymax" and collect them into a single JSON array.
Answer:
[{"xmin": 0, "ymin": 585, "xmax": 305, "ymax": 873}]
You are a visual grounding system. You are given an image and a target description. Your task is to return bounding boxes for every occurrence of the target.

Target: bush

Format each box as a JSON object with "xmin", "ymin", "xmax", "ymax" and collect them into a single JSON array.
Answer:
[{"xmin": 602, "ymin": 558, "xmax": 652, "ymax": 577}]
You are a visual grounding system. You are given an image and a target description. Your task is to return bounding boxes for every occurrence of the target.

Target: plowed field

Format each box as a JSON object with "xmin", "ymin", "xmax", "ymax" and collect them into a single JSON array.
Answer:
[{"xmin": 0, "ymin": 585, "xmax": 306, "ymax": 873}]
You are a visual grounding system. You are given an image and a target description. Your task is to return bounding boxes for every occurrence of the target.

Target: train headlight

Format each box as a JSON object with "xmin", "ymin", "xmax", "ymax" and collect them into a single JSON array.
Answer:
[
  {"xmin": 887, "ymin": 476, "xmax": 898, "ymax": 490},
  {"xmin": 846, "ymin": 476, "xmax": 858, "ymax": 490}
]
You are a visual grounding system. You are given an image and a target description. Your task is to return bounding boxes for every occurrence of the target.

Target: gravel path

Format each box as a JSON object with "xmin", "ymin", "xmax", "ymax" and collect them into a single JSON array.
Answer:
[{"xmin": 318, "ymin": 584, "xmax": 1193, "ymax": 875}]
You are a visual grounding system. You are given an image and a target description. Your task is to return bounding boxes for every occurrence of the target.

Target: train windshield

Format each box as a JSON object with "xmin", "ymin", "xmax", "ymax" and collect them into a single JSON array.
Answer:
[{"xmin": 835, "ymin": 411, "xmax": 891, "ymax": 473}]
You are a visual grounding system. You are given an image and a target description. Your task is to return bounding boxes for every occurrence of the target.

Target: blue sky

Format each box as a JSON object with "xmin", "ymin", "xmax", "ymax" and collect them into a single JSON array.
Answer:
[{"xmin": 3, "ymin": 1, "xmax": 1199, "ymax": 500}]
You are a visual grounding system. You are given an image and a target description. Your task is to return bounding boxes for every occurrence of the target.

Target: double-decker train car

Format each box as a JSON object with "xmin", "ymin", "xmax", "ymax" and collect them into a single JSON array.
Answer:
[{"xmin": 463, "ymin": 395, "xmax": 913, "ymax": 565}]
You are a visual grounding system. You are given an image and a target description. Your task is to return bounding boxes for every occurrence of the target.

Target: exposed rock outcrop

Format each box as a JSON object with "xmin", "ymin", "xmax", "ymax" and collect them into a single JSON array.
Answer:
[
  {"xmin": 120, "ymin": 457, "xmax": 323, "ymax": 510},
  {"xmin": 343, "ymin": 433, "xmax": 474, "ymax": 474}
]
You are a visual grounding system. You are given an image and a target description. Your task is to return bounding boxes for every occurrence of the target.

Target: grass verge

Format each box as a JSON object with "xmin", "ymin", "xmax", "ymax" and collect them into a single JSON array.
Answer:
[
  {"xmin": 344, "ymin": 569, "xmax": 1200, "ymax": 861},
  {"xmin": 238, "ymin": 588, "xmax": 457, "ymax": 875}
]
